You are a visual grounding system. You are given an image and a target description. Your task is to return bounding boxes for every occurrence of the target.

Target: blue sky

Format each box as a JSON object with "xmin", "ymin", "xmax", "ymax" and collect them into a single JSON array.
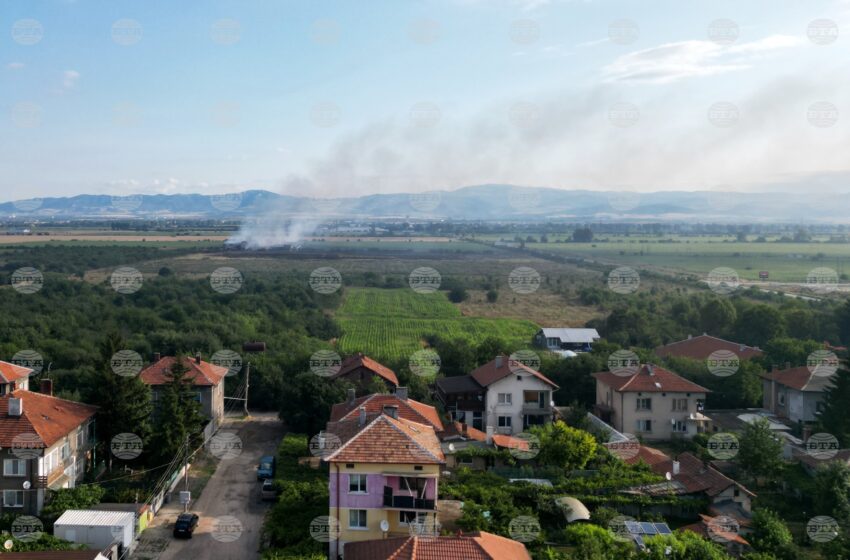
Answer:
[{"xmin": 2, "ymin": 0, "xmax": 849, "ymax": 201}]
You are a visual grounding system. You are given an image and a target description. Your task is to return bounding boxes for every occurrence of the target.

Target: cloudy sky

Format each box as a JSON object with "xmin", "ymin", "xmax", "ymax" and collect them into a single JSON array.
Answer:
[{"xmin": 2, "ymin": 0, "xmax": 849, "ymax": 202}]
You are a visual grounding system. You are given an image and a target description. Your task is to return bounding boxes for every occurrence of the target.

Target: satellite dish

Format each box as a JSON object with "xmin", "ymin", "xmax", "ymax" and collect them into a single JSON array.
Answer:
[
  {"xmin": 665, "ymin": 472, "xmax": 672, "ymax": 481},
  {"xmin": 380, "ymin": 520, "xmax": 390, "ymax": 533},
  {"xmin": 448, "ymin": 443, "xmax": 455, "ymax": 452},
  {"xmin": 4, "ymin": 540, "xmax": 12, "ymax": 550},
  {"xmin": 22, "ymin": 481, "xmax": 30, "ymax": 490}
]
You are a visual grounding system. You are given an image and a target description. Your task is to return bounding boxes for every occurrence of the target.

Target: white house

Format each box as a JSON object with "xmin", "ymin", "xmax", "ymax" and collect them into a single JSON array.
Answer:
[{"xmin": 533, "ymin": 328, "xmax": 600, "ymax": 355}]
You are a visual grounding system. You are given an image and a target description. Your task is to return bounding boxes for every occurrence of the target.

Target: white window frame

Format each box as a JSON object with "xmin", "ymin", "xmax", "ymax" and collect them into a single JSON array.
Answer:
[
  {"xmin": 349, "ymin": 509, "xmax": 367, "ymax": 530},
  {"xmin": 636, "ymin": 398, "xmax": 652, "ymax": 411},
  {"xmin": 672, "ymin": 398, "xmax": 688, "ymax": 412},
  {"xmin": 3, "ymin": 490, "xmax": 23, "ymax": 508},
  {"xmin": 497, "ymin": 393, "xmax": 512, "ymax": 406},
  {"xmin": 673, "ymin": 420, "xmax": 688, "ymax": 433},
  {"xmin": 76, "ymin": 426, "xmax": 86, "ymax": 449},
  {"xmin": 3, "ymin": 459, "xmax": 26, "ymax": 477},
  {"xmin": 348, "ymin": 474, "xmax": 367, "ymax": 494},
  {"xmin": 636, "ymin": 419, "xmax": 652, "ymax": 433},
  {"xmin": 61, "ymin": 441, "xmax": 71, "ymax": 461}
]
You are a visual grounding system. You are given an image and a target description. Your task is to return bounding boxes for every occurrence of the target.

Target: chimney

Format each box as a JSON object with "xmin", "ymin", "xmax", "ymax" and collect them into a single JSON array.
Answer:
[
  {"xmin": 395, "ymin": 387, "xmax": 408, "ymax": 401},
  {"xmin": 672, "ymin": 460, "xmax": 680, "ymax": 475},
  {"xmin": 8, "ymin": 397, "xmax": 22, "ymax": 417},
  {"xmin": 739, "ymin": 344, "xmax": 745, "ymax": 351},
  {"xmin": 153, "ymin": 352, "xmax": 161, "ymax": 362},
  {"xmin": 195, "ymin": 352, "xmax": 202, "ymax": 365},
  {"xmin": 40, "ymin": 379, "xmax": 53, "ymax": 396},
  {"xmin": 358, "ymin": 406, "xmax": 366, "ymax": 427},
  {"xmin": 383, "ymin": 405, "xmax": 399, "ymax": 419},
  {"xmin": 647, "ymin": 364, "xmax": 654, "ymax": 376},
  {"xmin": 495, "ymin": 356, "xmax": 503, "ymax": 368},
  {"xmin": 485, "ymin": 426, "xmax": 494, "ymax": 445},
  {"xmin": 347, "ymin": 388, "xmax": 356, "ymax": 405},
  {"xmin": 687, "ymin": 334, "xmax": 692, "ymax": 339}
]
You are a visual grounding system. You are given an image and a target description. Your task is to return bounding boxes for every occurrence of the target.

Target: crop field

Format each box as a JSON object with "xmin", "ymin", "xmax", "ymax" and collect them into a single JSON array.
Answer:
[{"xmin": 335, "ymin": 288, "xmax": 539, "ymax": 362}]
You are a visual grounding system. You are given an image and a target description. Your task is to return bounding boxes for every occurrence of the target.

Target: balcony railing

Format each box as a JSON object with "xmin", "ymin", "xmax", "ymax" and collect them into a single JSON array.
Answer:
[
  {"xmin": 382, "ymin": 495, "xmax": 436, "ymax": 510},
  {"xmin": 522, "ymin": 402, "xmax": 551, "ymax": 413}
]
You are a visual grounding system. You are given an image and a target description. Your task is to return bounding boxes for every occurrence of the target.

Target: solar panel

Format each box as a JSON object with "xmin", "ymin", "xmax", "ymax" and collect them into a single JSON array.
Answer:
[
  {"xmin": 634, "ymin": 535, "xmax": 645, "ymax": 547},
  {"xmin": 641, "ymin": 522, "xmax": 657, "ymax": 535},
  {"xmin": 655, "ymin": 523, "xmax": 672, "ymax": 535},
  {"xmin": 625, "ymin": 521, "xmax": 641, "ymax": 534}
]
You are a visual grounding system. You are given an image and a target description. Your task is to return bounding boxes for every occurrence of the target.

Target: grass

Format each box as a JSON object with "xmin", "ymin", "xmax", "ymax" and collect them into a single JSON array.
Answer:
[{"xmin": 335, "ymin": 288, "xmax": 540, "ymax": 362}]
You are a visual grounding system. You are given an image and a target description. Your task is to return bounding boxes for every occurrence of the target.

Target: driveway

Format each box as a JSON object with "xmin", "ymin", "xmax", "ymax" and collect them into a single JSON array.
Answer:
[{"xmin": 137, "ymin": 412, "xmax": 283, "ymax": 560}]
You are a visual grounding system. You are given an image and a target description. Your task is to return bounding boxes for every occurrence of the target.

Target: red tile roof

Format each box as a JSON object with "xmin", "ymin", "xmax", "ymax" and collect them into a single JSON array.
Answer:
[
  {"xmin": 0, "ymin": 390, "xmax": 97, "ymax": 449},
  {"xmin": 139, "ymin": 356, "xmax": 227, "ymax": 387},
  {"xmin": 626, "ymin": 447, "xmax": 754, "ymax": 499},
  {"xmin": 593, "ymin": 363, "xmax": 710, "ymax": 393},
  {"xmin": 0, "ymin": 361, "xmax": 33, "ymax": 384},
  {"xmin": 330, "ymin": 393, "xmax": 444, "ymax": 432},
  {"xmin": 655, "ymin": 334, "xmax": 763, "ymax": 361},
  {"xmin": 333, "ymin": 353, "xmax": 399, "ymax": 386},
  {"xmin": 325, "ymin": 414, "xmax": 444, "ymax": 465},
  {"xmin": 471, "ymin": 356, "xmax": 558, "ymax": 388},
  {"xmin": 622, "ymin": 444, "xmax": 672, "ymax": 470},
  {"xmin": 761, "ymin": 366, "xmax": 834, "ymax": 392},
  {"xmin": 344, "ymin": 531, "xmax": 531, "ymax": 560}
]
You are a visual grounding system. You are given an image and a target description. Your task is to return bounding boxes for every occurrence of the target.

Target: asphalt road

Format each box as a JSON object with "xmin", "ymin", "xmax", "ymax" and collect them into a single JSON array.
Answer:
[{"xmin": 158, "ymin": 412, "xmax": 283, "ymax": 560}]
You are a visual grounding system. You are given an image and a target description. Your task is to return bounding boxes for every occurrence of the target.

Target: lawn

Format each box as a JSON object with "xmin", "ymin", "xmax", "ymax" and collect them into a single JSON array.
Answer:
[{"xmin": 335, "ymin": 288, "xmax": 539, "ymax": 362}]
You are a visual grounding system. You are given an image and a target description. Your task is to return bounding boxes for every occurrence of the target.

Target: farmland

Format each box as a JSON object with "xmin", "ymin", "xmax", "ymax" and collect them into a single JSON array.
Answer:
[{"xmin": 335, "ymin": 288, "xmax": 539, "ymax": 362}]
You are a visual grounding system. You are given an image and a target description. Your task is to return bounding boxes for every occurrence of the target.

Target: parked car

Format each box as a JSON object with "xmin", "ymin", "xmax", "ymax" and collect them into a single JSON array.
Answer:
[
  {"xmin": 173, "ymin": 513, "xmax": 199, "ymax": 538},
  {"xmin": 261, "ymin": 478, "xmax": 278, "ymax": 501},
  {"xmin": 257, "ymin": 455, "xmax": 276, "ymax": 480}
]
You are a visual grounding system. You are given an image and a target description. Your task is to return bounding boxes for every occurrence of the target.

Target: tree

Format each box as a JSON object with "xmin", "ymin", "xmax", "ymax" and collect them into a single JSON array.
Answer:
[
  {"xmin": 640, "ymin": 532, "xmax": 733, "ymax": 559},
  {"xmin": 749, "ymin": 509, "xmax": 795, "ymax": 559},
  {"xmin": 530, "ymin": 421, "xmax": 597, "ymax": 470},
  {"xmin": 148, "ymin": 358, "xmax": 205, "ymax": 465},
  {"xmin": 699, "ymin": 297, "xmax": 737, "ymax": 336},
  {"xmin": 572, "ymin": 227, "xmax": 594, "ymax": 242},
  {"xmin": 91, "ymin": 333, "xmax": 152, "ymax": 471},
  {"xmin": 278, "ymin": 372, "xmax": 350, "ymax": 435},
  {"xmin": 734, "ymin": 305, "xmax": 785, "ymax": 348},
  {"xmin": 762, "ymin": 337, "xmax": 821, "ymax": 369},
  {"xmin": 448, "ymin": 286, "xmax": 469, "ymax": 303},
  {"xmin": 563, "ymin": 523, "xmax": 633, "ymax": 560},
  {"xmin": 486, "ymin": 289, "xmax": 498, "ymax": 303},
  {"xmin": 817, "ymin": 365, "xmax": 850, "ymax": 447},
  {"xmin": 738, "ymin": 417, "xmax": 783, "ymax": 483},
  {"xmin": 813, "ymin": 461, "xmax": 850, "ymax": 522}
]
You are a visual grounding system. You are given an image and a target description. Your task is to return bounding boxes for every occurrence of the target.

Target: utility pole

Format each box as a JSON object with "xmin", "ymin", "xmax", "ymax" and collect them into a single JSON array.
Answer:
[
  {"xmin": 183, "ymin": 434, "xmax": 189, "ymax": 512},
  {"xmin": 243, "ymin": 362, "xmax": 250, "ymax": 417}
]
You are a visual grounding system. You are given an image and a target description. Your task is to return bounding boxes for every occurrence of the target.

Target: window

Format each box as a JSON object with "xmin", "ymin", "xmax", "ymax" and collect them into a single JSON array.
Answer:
[
  {"xmin": 497, "ymin": 393, "xmax": 512, "ymax": 405},
  {"xmin": 816, "ymin": 401, "xmax": 826, "ymax": 413},
  {"xmin": 61, "ymin": 441, "xmax": 71, "ymax": 461},
  {"xmin": 3, "ymin": 490, "xmax": 23, "ymax": 508},
  {"xmin": 45, "ymin": 449, "xmax": 59, "ymax": 474},
  {"xmin": 636, "ymin": 398, "xmax": 652, "ymax": 411},
  {"xmin": 349, "ymin": 474, "xmax": 367, "ymax": 494},
  {"xmin": 472, "ymin": 411, "xmax": 483, "ymax": 430},
  {"xmin": 778, "ymin": 392, "xmax": 785, "ymax": 406},
  {"xmin": 349, "ymin": 509, "xmax": 367, "ymax": 529},
  {"xmin": 399, "ymin": 511, "xmax": 417, "ymax": 525},
  {"xmin": 497, "ymin": 415, "xmax": 512, "ymax": 428},
  {"xmin": 672, "ymin": 398, "xmax": 688, "ymax": 412},
  {"xmin": 636, "ymin": 420, "xmax": 652, "ymax": 433},
  {"xmin": 76, "ymin": 427, "xmax": 86, "ymax": 449},
  {"xmin": 458, "ymin": 456, "xmax": 473, "ymax": 466},
  {"xmin": 3, "ymin": 460, "xmax": 26, "ymax": 477},
  {"xmin": 673, "ymin": 420, "xmax": 687, "ymax": 433}
]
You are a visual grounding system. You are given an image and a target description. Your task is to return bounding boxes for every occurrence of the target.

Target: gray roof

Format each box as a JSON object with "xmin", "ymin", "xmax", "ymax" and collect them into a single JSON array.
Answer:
[
  {"xmin": 435, "ymin": 375, "xmax": 483, "ymax": 393},
  {"xmin": 538, "ymin": 328, "xmax": 600, "ymax": 343},
  {"xmin": 54, "ymin": 509, "xmax": 134, "ymax": 527}
]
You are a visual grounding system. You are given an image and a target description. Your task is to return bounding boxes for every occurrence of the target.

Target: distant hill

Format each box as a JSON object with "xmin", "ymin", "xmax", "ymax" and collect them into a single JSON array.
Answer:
[{"xmin": 0, "ymin": 185, "xmax": 842, "ymax": 223}]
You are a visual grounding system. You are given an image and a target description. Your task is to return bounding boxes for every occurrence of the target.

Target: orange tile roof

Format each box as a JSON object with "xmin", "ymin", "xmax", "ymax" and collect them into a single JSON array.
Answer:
[
  {"xmin": 492, "ymin": 434, "xmax": 530, "ymax": 451},
  {"xmin": 325, "ymin": 414, "xmax": 444, "ymax": 465},
  {"xmin": 0, "ymin": 361, "xmax": 33, "ymax": 384},
  {"xmin": 761, "ymin": 366, "xmax": 834, "ymax": 392},
  {"xmin": 622, "ymin": 444, "xmax": 672, "ymax": 469},
  {"xmin": 593, "ymin": 363, "xmax": 710, "ymax": 393},
  {"xmin": 0, "ymin": 390, "xmax": 97, "ymax": 448},
  {"xmin": 471, "ymin": 356, "xmax": 558, "ymax": 388},
  {"xmin": 333, "ymin": 353, "xmax": 399, "ymax": 386},
  {"xmin": 344, "ymin": 531, "xmax": 531, "ymax": 560},
  {"xmin": 139, "ymin": 356, "xmax": 227, "ymax": 387},
  {"xmin": 655, "ymin": 334, "xmax": 763, "ymax": 361},
  {"xmin": 330, "ymin": 393, "xmax": 444, "ymax": 432},
  {"xmin": 443, "ymin": 421, "xmax": 488, "ymax": 442}
]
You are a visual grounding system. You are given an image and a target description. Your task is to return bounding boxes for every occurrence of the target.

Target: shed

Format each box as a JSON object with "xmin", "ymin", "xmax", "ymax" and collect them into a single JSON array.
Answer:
[
  {"xmin": 54, "ymin": 509, "xmax": 135, "ymax": 551},
  {"xmin": 555, "ymin": 496, "xmax": 591, "ymax": 523}
]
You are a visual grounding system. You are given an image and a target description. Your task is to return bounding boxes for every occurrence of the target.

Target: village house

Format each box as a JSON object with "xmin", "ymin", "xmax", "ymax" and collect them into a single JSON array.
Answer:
[
  {"xmin": 323, "ymin": 407, "xmax": 445, "ymax": 559},
  {"xmin": 139, "ymin": 354, "xmax": 226, "ymax": 428},
  {"xmin": 760, "ymin": 364, "xmax": 834, "ymax": 425},
  {"xmin": 330, "ymin": 353, "xmax": 399, "ymax": 395},
  {"xmin": 343, "ymin": 530, "xmax": 532, "ymax": 560},
  {"xmin": 0, "ymin": 383, "xmax": 97, "ymax": 515},
  {"xmin": 593, "ymin": 364, "xmax": 710, "ymax": 440},
  {"xmin": 329, "ymin": 388, "xmax": 443, "ymax": 434},
  {"xmin": 654, "ymin": 334, "xmax": 763, "ymax": 361},
  {"xmin": 533, "ymin": 328, "xmax": 600, "ymax": 356},
  {"xmin": 0, "ymin": 360, "xmax": 34, "ymax": 395}
]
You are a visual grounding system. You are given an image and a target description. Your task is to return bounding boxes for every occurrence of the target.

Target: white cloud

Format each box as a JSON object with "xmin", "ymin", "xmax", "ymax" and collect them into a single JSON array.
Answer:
[
  {"xmin": 61, "ymin": 70, "xmax": 80, "ymax": 90},
  {"xmin": 603, "ymin": 34, "xmax": 804, "ymax": 84},
  {"xmin": 7, "ymin": 62, "xmax": 25, "ymax": 70}
]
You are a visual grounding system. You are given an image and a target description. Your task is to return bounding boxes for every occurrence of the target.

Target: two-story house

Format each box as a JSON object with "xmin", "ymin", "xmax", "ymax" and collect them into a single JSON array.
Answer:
[
  {"xmin": 330, "ymin": 353, "xmax": 399, "ymax": 395},
  {"xmin": 139, "ymin": 354, "xmax": 226, "ymax": 428},
  {"xmin": 0, "ymin": 360, "xmax": 33, "ymax": 395},
  {"xmin": 760, "ymin": 365, "xmax": 834, "ymax": 424},
  {"xmin": 0, "ymin": 386, "xmax": 97, "ymax": 515},
  {"xmin": 434, "ymin": 356, "xmax": 558, "ymax": 436},
  {"xmin": 593, "ymin": 364, "xmax": 710, "ymax": 440},
  {"xmin": 324, "ymin": 407, "xmax": 445, "ymax": 559}
]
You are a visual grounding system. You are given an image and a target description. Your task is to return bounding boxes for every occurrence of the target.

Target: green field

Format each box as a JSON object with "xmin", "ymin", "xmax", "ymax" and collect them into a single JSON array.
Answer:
[{"xmin": 336, "ymin": 288, "xmax": 539, "ymax": 362}]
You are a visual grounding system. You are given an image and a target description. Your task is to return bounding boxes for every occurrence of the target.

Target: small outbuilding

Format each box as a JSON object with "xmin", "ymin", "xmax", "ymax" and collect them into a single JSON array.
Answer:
[{"xmin": 53, "ymin": 510, "xmax": 135, "ymax": 554}]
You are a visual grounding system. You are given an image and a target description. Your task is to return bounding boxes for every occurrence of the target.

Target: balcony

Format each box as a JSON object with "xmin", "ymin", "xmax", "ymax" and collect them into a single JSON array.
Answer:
[
  {"xmin": 382, "ymin": 486, "xmax": 435, "ymax": 510},
  {"xmin": 522, "ymin": 402, "xmax": 552, "ymax": 414}
]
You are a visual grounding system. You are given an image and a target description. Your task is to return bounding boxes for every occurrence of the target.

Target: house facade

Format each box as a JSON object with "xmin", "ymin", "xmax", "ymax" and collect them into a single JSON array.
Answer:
[
  {"xmin": 593, "ymin": 364, "xmax": 710, "ymax": 441},
  {"xmin": 761, "ymin": 366, "xmax": 833, "ymax": 424},
  {"xmin": 324, "ymin": 410, "xmax": 444, "ymax": 559},
  {"xmin": 139, "ymin": 354, "xmax": 226, "ymax": 427},
  {"xmin": 0, "ymin": 389, "xmax": 97, "ymax": 515},
  {"xmin": 433, "ymin": 375, "xmax": 485, "ymax": 431}
]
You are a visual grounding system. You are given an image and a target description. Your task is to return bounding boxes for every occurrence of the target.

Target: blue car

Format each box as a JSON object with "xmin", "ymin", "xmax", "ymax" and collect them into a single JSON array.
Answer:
[{"xmin": 257, "ymin": 455, "xmax": 276, "ymax": 480}]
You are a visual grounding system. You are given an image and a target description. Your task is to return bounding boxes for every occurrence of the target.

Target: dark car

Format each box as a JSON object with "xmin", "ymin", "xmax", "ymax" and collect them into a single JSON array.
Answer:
[
  {"xmin": 261, "ymin": 478, "xmax": 278, "ymax": 501},
  {"xmin": 257, "ymin": 455, "xmax": 276, "ymax": 480},
  {"xmin": 173, "ymin": 513, "xmax": 199, "ymax": 538}
]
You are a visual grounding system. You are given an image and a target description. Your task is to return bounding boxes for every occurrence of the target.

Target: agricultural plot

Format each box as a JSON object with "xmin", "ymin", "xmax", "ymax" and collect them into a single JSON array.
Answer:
[{"xmin": 336, "ymin": 288, "xmax": 539, "ymax": 362}]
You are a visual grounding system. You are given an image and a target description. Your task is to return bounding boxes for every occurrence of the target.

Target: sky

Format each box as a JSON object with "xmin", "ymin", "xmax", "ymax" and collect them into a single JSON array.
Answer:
[{"xmin": 2, "ymin": 0, "xmax": 850, "ymax": 202}]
